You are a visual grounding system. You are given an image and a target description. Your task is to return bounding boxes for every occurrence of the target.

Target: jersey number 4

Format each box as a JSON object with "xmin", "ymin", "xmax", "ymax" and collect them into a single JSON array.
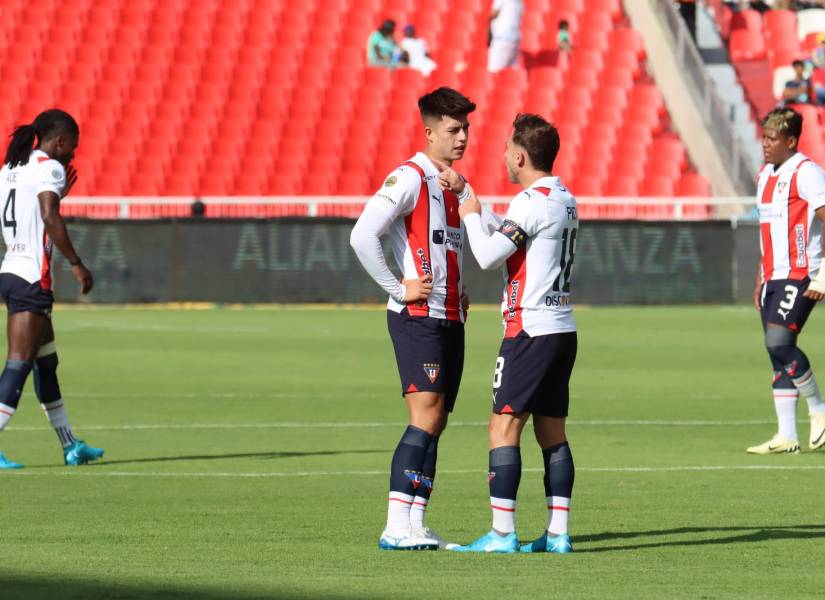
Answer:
[
  {"xmin": 552, "ymin": 227, "xmax": 577, "ymax": 293},
  {"xmin": 2, "ymin": 189, "xmax": 16, "ymax": 236}
]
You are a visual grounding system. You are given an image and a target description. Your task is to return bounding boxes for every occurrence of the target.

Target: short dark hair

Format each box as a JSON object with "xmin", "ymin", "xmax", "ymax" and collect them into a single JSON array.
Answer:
[
  {"xmin": 792, "ymin": 59, "xmax": 805, "ymax": 69},
  {"xmin": 417, "ymin": 87, "xmax": 476, "ymax": 122},
  {"xmin": 762, "ymin": 107, "xmax": 803, "ymax": 139},
  {"xmin": 511, "ymin": 113, "xmax": 560, "ymax": 172},
  {"xmin": 559, "ymin": 20, "xmax": 569, "ymax": 28}
]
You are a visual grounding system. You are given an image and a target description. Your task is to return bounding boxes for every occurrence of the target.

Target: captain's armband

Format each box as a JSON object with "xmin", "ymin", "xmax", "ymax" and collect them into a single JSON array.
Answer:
[{"xmin": 497, "ymin": 220, "xmax": 528, "ymax": 247}]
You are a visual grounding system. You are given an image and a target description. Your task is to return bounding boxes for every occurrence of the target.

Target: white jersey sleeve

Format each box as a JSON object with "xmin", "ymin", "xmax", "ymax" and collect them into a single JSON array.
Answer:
[
  {"xmin": 364, "ymin": 166, "xmax": 422, "ymax": 219},
  {"xmin": 463, "ymin": 212, "xmax": 519, "ymax": 270},
  {"xmin": 35, "ymin": 159, "xmax": 66, "ymax": 197},
  {"xmin": 796, "ymin": 161, "xmax": 825, "ymax": 211},
  {"xmin": 503, "ymin": 190, "xmax": 545, "ymax": 237}
]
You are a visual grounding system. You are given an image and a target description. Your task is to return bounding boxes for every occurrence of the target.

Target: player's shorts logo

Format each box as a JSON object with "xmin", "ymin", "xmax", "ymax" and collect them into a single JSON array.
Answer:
[{"xmin": 423, "ymin": 363, "xmax": 440, "ymax": 383}]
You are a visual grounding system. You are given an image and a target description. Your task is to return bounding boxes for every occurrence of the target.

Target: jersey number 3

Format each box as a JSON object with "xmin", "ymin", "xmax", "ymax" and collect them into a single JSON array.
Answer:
[{"xmin": 2, "ymin": 189, "xmax": 16, "ymax": 236}]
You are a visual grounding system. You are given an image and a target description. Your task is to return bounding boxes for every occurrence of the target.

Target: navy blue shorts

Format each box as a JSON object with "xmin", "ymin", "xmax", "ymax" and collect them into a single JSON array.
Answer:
[
  {"xmin": 387, "ymin": 308, "xmax": 465, "ymax": 412},
  {"xmin": 492, "ymin": 331, "xmax": 577, "ymax": 418},
  {"xmin": 0, "ymin": 273, "xmax": 53, "ymax": 317},
  {"xmin": 760, "ymin": 278, "xmax": 817, "ymax": 333}
]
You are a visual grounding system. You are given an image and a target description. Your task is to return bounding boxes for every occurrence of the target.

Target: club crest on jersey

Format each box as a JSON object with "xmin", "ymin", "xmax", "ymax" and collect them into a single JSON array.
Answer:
[
  {"xmin": 384, "ymin": 175, "xmax": 397, "ymax": 187},
  {"xmin": 777, "ymin": 181, "xmax": 787, "ymax": 194},
  {"xmin": 423, "ymin": 363, "xmax": 440, "ymax": 383}
]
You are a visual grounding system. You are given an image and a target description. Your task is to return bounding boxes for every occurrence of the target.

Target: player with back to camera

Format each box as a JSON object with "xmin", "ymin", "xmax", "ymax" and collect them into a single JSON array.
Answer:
[
  {"xmin": 747, "ymin": 108, "xmax": 825, "ymax": 455},
  {"xmin": 350, "ymin": 87, "xmax": 501, "ymax": 550},
  {"xmin": 0, "ymin": 109, "xmax": 103, "ymax": 468},
  {"xmin": 445, "ymin": 114, "xmax": 579, "ymax": 553}
]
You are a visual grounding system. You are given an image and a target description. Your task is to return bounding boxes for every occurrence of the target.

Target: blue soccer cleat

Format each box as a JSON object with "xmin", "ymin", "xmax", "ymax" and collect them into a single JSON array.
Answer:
[
  {"xmin": 63, "ymin": 440, "xmax": 104, "ymax": 466},
  {"xmin": 0, "ymin": 451, "xmax": 23, "ymax": 469},
  {"xmin": 449, "ymin": 530, "xmax": 519, "ymax": 553},
  {"xmin": 519, "ymin": 532, "xmax": 573, "ymax": 553}
]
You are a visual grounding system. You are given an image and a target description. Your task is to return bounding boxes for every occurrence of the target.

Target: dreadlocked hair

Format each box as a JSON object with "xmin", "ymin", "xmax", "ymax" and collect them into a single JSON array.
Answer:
[{"xmin": 4, "ymin": 109, "xmax": 78, "ymax": 168}]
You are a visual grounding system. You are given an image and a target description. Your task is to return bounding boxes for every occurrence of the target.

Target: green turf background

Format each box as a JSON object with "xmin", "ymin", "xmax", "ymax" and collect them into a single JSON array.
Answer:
[{"xmin": 1, "ymin": 306, "xmax": 823, "ymax": 599}]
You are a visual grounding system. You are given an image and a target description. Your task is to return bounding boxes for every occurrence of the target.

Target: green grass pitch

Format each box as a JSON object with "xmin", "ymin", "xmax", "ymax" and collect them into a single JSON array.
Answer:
[{"xmin": 1, "ymin": 305, "xmax": 824, "ymax": 599}]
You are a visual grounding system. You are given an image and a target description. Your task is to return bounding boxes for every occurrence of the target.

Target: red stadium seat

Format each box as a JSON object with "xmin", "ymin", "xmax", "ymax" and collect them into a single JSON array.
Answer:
[
  {"xmin": 730, "ymin": 9, "xmax": 763, "ymax": 33},
  {"xmin": 639, "ymin": 176, "xmax": 676, "ymax": 197},
  {"xmin": 604, "ymin": 175, "xmax": 639, "ymax": 196},
  {"xmin": 729, "ymin": 30, "xmax": 766, "ymax": 61},
  {"xmin": 675, "ymin": 173, "xmax": 712, "ymax": 197}
]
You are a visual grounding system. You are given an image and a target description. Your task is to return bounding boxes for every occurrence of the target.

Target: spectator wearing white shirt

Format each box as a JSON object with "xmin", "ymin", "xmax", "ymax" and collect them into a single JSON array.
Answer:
[
  {"xmin": 401, "ymin": 25, "xmax": 437, "ymax": 77},
  {"xmin": 487, "ymin": 0, "xmax": 524, "ymax": 73}
]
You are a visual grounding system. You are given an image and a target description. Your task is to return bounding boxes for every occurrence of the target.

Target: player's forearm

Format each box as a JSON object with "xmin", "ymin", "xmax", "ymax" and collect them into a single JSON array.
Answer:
[
  {"xmin": 43, "ymin": 213, "xmax": 81, "ymax": 265},
  {"xmin": 350, "ymin": 220, "xmax": 405, "ymax": 302},
  {"xmin": 464, "ymin": 213, "xmax": 515, "ymax": 270},
  {"xmin": 480, "ymin": 205, "xmax": 503, "ymax": 235}
]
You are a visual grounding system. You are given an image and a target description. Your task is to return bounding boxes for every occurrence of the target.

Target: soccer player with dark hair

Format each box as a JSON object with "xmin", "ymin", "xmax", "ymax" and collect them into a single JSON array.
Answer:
[
  {"xmin": 747, "ymin": 107, "xmax": 825, "ymax": 454},
  {"xmin": 0, "ymin": 109, "xmax": 103, "ymax": 468},
  {"xmin": 350, "ymin": 87, "xmax": 500, "ymax": 550},
  {"xmin": 448, "ymin": 113, "xmax": 579, "ymax": 553}
]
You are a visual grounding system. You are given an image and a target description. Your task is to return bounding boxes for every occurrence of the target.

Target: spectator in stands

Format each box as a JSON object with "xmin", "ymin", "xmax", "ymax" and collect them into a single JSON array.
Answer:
[
  {"xmin": 368, "ymin": 20, "xmax": 407, "ymax": 68},
  {"xmin": 400, "ymin": 25, "xmax": 437, "ymax": 77},
  {"xmin": 191, "ymin": 198, "xmax": 205, "ymax": 218},
  {"xmin": 811, "ymin": 34, "xmax": 825, "ymax": 68},
  {"xmin": 780, "ymin": 59, "xmax": 824, "ymax": 106},
  {"xmin": 557, "ymin": 20, "xmax": 572, "ymax": 52},
  {"xmin": 487, "ymin": 0, "xmax": 524, "ymax": 73}
]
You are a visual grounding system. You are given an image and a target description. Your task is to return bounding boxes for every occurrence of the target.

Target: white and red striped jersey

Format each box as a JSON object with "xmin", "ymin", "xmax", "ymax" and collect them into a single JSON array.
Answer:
[
  {"xmin": 757, "ymin": 152, "xmax": 825, "ymax": 283},
  {"xmin": 501, "ymin": 176, "xmax": 577, "ymax": 338},
  {"xmin": 0, "ymin": 150, "xmax": 66, "ymax": 290},
  {"xmin": 365, "ymin": 152, "xmax": 466, "ymax": 322}
]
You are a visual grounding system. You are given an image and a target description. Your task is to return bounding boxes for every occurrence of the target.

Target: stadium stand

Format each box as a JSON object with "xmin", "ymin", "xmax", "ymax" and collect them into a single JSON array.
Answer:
[
  {"xmin": 708, "ymin": 1, "xmax": 825, "ymax": 166},
  {"xmin": 0, "ymin": 0, "xmax": 710, "ymax": 217}
]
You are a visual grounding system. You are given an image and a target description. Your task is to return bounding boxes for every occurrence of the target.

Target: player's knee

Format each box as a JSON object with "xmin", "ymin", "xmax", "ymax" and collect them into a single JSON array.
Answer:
[{"xmin": 765, "ymin": 327, "xmax": 798, "ymax": 365}]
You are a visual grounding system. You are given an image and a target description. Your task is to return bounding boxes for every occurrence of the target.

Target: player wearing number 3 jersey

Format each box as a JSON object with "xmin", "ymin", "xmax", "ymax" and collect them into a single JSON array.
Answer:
[
  {"xmin": 449, "ymin": 114, "xmax": 578, "ymax": 554},
  {"xmin": 0, "ymin": 109, "xmax": 102, "ymax": 469},
  {"xmin": 748, "ymin": 108, "xmax": 825, "ymax": 455}
]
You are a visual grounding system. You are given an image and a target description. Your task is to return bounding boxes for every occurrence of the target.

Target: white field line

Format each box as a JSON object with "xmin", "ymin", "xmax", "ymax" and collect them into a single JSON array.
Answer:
[
  {"xmin": 4, "ymin": 419, "xmax": 776, "ymax": 432},
  {"xmin": 4, "ymin": 465, "xmax": 825, "ymax": 478}
]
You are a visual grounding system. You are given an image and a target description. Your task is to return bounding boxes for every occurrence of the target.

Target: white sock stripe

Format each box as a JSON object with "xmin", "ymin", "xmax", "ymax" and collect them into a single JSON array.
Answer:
[
  {"xmin": 490, "ymin": 497, "xmax": 516, "ymax": 511},
  {"xmin": 793, "ymin": 370, "xmax": 814, "ymax": 385},
  {"xmin": 411, "ymin": 496, "xmax": 429, "ymax": 506},
  {"xmin": 36, "ymin": 341, "xmax": 57, "ymax": 358}
]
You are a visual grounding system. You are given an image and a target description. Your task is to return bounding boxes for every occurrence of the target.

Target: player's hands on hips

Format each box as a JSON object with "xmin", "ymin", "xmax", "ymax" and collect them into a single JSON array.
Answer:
[
  {"xmin": 431, "ymin": 158, "xmax": 466, "ymax": 195},
  {"xmin": 457, "ymin": 184, "xmax": 481, "ymax": 219},
  {"xmin": 72, "ymin": 263, "xmax": 94, "ymax": 295},
  {"xmin": 402, "ymin": 275, "xmax": 433, "ymax": 303},
  {"xmin": 804, "ymin": 286, "xmax": 825, "ymax": 301},
  {"xmin": 461, "ymin": 288, "xmax": 470, "ymax": 311},
  {"xmin": 62, "ymin": 164, "xmax": 78, "ymax": 198}
]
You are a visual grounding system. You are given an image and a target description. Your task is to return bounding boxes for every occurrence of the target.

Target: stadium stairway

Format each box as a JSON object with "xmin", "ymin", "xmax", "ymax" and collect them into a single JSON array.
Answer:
[
  {"xmin": 622, "ymin": 0, "xmax": 744, "ymax": 196},
  {"xmin": 695, "ymin": 2, "xmax": 762, "ymax": 174}
]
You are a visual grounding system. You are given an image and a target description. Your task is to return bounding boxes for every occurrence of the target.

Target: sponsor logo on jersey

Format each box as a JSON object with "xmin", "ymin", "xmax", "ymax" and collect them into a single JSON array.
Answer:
[
  {"xmin": 384, "ymin": 175, "xmax": 397, "ymax": 187},
  {"xmin": 545, "ymin": 294, "xmax": 571, "ymax": 308},
  {"xmin": 51, "ymin": 169, "xmax": 62, "ymax": 180},
  {"xmin": 795, "ymin": 224, "xmax": 807, "ymax": 267},
  {"xmin": 416, "ymin": 248, "xmax": 432, "ymax": 276},
  {"xmin": 431, "ymin": 194, "xmax": 442, "ymax": 205},
  {"xmin": 432, "ymin": 230, "xmax": 445, "ymax": 244},
  {"xmin": 422, "ymin": 363, "xmax": 440, "ymax": 383},
  {"xmin": 507, "ymin": 280, "xmax": 520, "ymax": 318},
  {"xmin": 376, "ymin": 193, "xmax": 396, "ymax": 205},
  {"xmin": 445, "ymin": 228, "xmax": 462, "ymax": 251}
]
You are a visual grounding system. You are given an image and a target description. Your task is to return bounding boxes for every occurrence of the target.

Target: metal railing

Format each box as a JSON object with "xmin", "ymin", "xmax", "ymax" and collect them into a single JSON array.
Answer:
[{"xmin": 652, "ymin": 0, "xmax": 757, "ymax": 194}]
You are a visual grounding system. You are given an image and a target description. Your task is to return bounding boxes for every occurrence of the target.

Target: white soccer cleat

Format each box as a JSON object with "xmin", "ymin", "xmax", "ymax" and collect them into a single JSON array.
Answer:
[
  {"xmin": 746, "ymin": 434, "xmax": 800, "ymax": 455},
  {"xmin": 809, "ymin": 413, "xmax": 825, "ymax": 450},
  {"xmin": 378, "ymin": 528, "xmax": 439, "ymax": 551},
  {"xmin": 411, "ymin": 526, "xmax": 452, "ymax": 549}
]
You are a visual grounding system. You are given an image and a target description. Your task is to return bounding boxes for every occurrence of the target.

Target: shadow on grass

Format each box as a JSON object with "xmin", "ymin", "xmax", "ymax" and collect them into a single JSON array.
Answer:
[
  {"xmin": 86, "ymin": 449, "xmax": 386, "ymax": 467},
  {"xmin": 0, "ymin": 575, "xmax": 367, "ymax": 600},
  {"xmin": 576, "ymin": 524, "xmax": 825, "ymax": 553}
]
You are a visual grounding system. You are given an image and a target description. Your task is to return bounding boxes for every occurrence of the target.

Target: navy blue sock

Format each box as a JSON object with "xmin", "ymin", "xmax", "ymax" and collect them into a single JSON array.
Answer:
[
  {"xmin": 389, "ymin": 426, "xmax": 433, "ymax": 496},
  {"xmin": 543, "ymin": 442, "xmax": 575, "ymax": 498},
  {"xmin": 489, "ymin": 446, "xmax": 521, "ymax": 534},
  {"xmin": 418, "ymin": 435, "xmax": 439, "ymax": 500},
  {"xmin": 0, "ymin": 360, "xmax": 33, "ymax": 417},
  {"xmin": 489, "ymin": 446, "xmax": 521, "ymax": 500}
]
